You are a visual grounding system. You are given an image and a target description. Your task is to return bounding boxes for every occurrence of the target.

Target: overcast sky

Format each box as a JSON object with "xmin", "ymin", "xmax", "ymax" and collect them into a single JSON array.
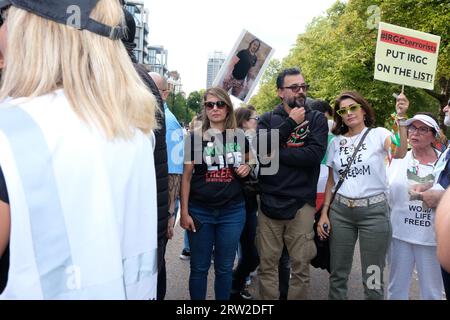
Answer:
[{"xmin": 143, "ymin": 0, "xmax": 339, "ymax": 95}]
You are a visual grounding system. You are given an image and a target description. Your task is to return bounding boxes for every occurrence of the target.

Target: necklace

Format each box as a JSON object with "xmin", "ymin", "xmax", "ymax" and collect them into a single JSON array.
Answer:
[{"xmin": 347, "ymin": 129, "xmax": 365, "ymax": 153}]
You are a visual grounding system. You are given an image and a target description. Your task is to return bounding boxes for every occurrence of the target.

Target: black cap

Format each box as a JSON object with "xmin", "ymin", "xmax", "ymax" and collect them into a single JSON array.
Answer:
[
  {"xmin": 0, "ymin": 0, "xmax": 9, "ymax": 9},
  {"xmin": 1, "ymin": 0, "xmax": 124, "ymax": 39}
]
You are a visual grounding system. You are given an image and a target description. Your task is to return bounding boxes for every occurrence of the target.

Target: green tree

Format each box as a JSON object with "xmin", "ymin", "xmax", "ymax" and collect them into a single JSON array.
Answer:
[
  {"xmin": 186, "ymin": 91, "xmax": 202, "ymax": 116},
  {"xmin": 251, "ymin": 0, "xmax": 449, "ymax": 128},
  {"xmin": 167, "ymin": 92, "xmax": 188, "ymax": 125},
  {"xmin": 379, "ymin": 0, "xmax": 450, "ymax": 128},
  {"xmin": 250, "ymin": 59, "xmax": 282, "ymax": 113}
]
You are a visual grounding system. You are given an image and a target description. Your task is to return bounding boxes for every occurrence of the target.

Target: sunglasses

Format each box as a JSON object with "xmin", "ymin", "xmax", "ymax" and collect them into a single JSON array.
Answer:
[
  {"xmin": 336, "ymin": 104, "xmax": 362, "ymax": 117},
  {"xmin": 249, "ymin": 116, "xmax": 259, "ymax": 121},
  {"xmin": 281, "ymin": 84, "xmax": 309, "ymax": 93},
  {"xmin": 204, "ymin": 101, "xmax": 227, "ymax": 110}
]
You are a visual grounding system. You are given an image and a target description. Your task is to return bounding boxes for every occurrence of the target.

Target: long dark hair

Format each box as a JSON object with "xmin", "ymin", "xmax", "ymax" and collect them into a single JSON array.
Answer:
[
  {"xmin": 247, "ymin": 38, "xmax": 261, "ymax": 52},
  {"xmin": 332, "ymin": 91, "xmax": 375, "ymax": 135}
]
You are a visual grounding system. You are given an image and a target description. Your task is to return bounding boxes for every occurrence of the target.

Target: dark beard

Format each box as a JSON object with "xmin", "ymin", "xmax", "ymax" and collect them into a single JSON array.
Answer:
[{"xmin": 286, "ymin": 95, "xmax": 306, "ymax": 108}]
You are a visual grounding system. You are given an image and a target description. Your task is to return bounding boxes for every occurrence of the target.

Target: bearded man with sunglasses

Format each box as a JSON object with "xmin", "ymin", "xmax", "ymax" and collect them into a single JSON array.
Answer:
[{"xmin": 256, "ymin": 68, "xmax": 328, "ymax": 300}]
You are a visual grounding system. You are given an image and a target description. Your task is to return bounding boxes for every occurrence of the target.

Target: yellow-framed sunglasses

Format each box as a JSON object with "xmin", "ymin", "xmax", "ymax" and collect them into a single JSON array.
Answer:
[{"xmin": 336, "ymin": 104, "xmax": 362, "ymax": 117}]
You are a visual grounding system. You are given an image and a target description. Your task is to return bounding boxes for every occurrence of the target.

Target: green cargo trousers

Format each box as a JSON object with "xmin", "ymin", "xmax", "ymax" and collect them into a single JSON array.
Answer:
[{"xmin": 328, "ymin": 199, "xmax": 391, "ymax": 300}]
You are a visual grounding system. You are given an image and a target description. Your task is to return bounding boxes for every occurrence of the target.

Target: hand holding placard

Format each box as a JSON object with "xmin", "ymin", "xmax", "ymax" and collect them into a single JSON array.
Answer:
[{"xmin": 395, "ymin": 92, "xmax": 409, "ymax": 117}]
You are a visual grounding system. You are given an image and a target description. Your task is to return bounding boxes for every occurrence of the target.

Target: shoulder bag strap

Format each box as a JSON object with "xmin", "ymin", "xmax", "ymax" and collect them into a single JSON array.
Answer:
[{"xmin": 330, "ymin": 127, "xmax": 372, "ymax": 203}]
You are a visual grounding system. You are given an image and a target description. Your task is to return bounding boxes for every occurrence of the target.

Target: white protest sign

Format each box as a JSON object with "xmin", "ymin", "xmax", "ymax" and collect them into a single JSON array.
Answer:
[
  {"xmin": 213, "ymin": 30, "xmax": 274, "ymax": 104},
  {"xmin": 374, "ymin": 22, "xmax": 441, "ymax": 90}
]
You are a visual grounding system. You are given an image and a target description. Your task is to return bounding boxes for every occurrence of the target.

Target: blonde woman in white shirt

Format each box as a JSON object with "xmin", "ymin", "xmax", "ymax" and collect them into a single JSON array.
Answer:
[
  {"xmin": 0, "ymin": 0, "xmax": 158, "ymax": 299},
  {"xmin": 317, "ymin": 91, "xmax": 407, "ymax": 300}
]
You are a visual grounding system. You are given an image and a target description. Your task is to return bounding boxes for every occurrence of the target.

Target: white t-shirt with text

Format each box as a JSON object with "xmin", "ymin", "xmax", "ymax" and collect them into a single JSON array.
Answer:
[
  {"xmin": 326, "ymin": 127, "xmax": 391, "ymax": 198},
  {"xmin": 388, "ymin": 150, "xmax": 440, "ymax": 246}
]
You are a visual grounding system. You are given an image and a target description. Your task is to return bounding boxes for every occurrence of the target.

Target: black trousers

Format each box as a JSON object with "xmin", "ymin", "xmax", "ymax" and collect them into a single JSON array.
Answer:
[
  {"xmin": 442, "ymin": 267, "xmax": 450, "ymax": 300},
  {"xmin": 0, "ymin": 246, "xmax": 9, "ymax": 294},
  {"xmin": 157, "ymin": 240, "xmax": 168, "ymax": 300},
  {"xmin": 278, "ymin": 246, "xmax": 291, "ymax": 300},
  {"xmin": 232, "ymin": 209, "xmax": 259, "ymax": 292}
]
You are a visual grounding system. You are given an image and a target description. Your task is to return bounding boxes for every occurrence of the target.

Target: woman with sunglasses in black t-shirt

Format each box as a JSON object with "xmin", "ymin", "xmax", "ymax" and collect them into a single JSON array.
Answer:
[{"xmin": 180, "ymin": 87, "xmax": 251, "ymax": 300}]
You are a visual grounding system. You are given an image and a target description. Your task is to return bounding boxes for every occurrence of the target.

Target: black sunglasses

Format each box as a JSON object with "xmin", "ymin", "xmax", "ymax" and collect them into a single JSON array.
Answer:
[
  {"xmin": 281, "ymin": 83, "xmax": 309, "ymax": 93},
  {"xmin": 204, "ymin": 101, "xmax": 227, "ymax": 110}
]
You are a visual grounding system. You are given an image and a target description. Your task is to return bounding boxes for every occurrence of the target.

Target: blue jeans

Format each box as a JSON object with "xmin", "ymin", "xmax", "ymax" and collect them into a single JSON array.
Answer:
[{"xmin": 188, "ymin": 201, "xmax": 246, "ymax": 300}]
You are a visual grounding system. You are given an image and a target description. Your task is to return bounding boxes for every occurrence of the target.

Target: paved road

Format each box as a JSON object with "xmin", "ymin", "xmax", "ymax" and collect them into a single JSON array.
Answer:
[{"xmin": 165, "ymin": 224, "xmax": 428, "ymax": 300}]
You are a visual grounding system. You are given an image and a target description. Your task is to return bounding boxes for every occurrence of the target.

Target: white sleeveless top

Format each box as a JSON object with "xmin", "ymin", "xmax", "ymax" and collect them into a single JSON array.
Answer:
[{"xmin": 0, "ymin": 90, "xmax": 158, "ymax": 299}]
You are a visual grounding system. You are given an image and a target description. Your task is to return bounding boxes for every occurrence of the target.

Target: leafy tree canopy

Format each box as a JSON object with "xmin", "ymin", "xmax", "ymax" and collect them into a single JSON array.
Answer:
[{"xmin": 250, "ymin": 0, "xmax": 449, "ymax": 128}]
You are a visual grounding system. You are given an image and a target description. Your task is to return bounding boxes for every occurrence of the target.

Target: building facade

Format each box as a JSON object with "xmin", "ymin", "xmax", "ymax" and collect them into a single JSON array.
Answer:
[
  {"xmin": 148, "ymin": 45, "xmax": 169, "ymax": 76},
  {"xmin": 124, "ymin": 1, "xmax": 149, "ymax": 64},
  {"xmin": 167, "ymin": 71, "xmax": 183, "ymax": 95},
  {"xmin": 206, "ymin": 51, "xmax": 226, "ymax": 89},
  {"xmin": 123, "ymin": 1, "xmax": 179, "ymax": 90}
]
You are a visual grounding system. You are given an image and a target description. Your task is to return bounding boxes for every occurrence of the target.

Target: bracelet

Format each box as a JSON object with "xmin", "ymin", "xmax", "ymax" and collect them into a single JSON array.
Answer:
[{"xmin": 323, "ymin": 203, "xmax": 330, "ymax": 208}]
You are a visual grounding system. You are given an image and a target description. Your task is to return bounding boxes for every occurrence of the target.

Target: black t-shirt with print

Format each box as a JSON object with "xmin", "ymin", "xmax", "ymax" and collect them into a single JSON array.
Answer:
[
  {"xmin": 186, "ymin": 130, "xmax": 249, "ymax": 208},
  {"xmin": 0, "ymin": 166, "xmax": 9, "ymax": 293}
]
